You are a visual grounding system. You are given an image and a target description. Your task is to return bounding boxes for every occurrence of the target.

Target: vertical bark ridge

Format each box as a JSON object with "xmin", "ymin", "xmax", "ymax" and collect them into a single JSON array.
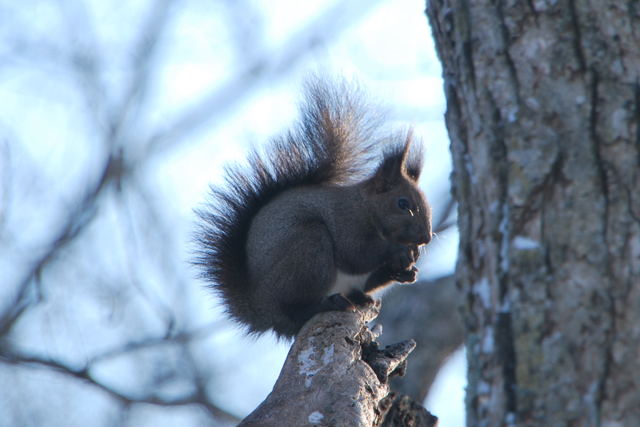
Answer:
[
  {"xmin": 635, "ymin": 78, "xmax": 640, "ymax": 167},
  {"xmin": 568, "ymin": 0, "xmax": 588, "ymax": 74}
]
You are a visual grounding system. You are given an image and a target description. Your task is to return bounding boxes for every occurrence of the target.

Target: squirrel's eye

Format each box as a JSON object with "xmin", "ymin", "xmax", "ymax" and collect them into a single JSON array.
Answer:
[{"xmin": 398, "ymin": 198, "xmax": 410, "ymax": 211}]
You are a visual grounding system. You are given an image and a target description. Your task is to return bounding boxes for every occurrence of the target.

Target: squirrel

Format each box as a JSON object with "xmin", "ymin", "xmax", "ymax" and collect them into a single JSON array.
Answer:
[{"xmin": 195, "ymin": 77, "xmax": 432, "ymax": 339}]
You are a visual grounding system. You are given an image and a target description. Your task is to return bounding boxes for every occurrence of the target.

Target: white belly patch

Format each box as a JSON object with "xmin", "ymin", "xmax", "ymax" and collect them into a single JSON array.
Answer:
[{"xmin": 329, "ymin": 270, "xmax": 371, "ymax": 295}]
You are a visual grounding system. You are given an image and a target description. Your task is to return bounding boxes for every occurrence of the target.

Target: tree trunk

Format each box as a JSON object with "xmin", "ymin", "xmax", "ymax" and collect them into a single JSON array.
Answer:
[{"xmin": 426, "ymin": 1, "xmax": 640, "ymax": 426}]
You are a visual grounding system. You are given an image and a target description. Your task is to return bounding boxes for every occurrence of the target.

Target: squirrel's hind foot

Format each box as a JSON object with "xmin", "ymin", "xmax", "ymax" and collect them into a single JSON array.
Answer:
[
  {"xmin": 320, "ymin": 293, "xmax": 356, "ymax": 312},
  {"xmin": 346, "ymin": 290, "xmax": 376, "ymax": 307}
]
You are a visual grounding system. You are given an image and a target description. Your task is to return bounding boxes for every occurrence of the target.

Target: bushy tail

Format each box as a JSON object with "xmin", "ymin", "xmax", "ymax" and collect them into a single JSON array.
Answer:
[{"xmin": 194, "ymin": 76, "xmax": 383, "ymax": 335}]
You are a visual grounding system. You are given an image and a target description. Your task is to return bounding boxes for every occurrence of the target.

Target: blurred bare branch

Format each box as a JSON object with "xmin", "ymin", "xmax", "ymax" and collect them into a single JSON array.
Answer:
[
  {"xmin": 0, "ymin": 153, "xmax": 111, "ymax": 338},
  {"xmin": 0, "ymin": 140, "xmax": 10, "ymax": 234},
  {"xmin": 377, "ymin": 275, "xmax": 463, "ymax": 403},
  {"xmin": 110, "ymin": 0, "xmax": 175, "ymax": 134},
  {"xmin": 433, "ymin": 195, "xmax": 456, "ymax": 234},
  {"xmin": 0, "ymin": 350, "xmax": 240, "ymax": 424}
]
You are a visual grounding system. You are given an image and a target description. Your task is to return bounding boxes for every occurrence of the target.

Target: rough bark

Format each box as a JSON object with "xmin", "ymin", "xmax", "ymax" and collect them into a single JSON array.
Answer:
[
  {"xmin": 426, "ymin": 0, "xmax": 640, "ymax": 426},
  {"xmin": 377, "ymin": 391, "xmax": 439, "ymax": 427},
  {"xmin": 238, "ymin": 302, "xmax": 437, "ymax": 427}
]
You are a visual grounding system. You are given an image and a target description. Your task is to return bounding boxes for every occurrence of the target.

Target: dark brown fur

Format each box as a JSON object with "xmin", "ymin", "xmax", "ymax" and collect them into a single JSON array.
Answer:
[{"xmin": 195, "ymin": 77, "xmax": 431, "ymax": 339}]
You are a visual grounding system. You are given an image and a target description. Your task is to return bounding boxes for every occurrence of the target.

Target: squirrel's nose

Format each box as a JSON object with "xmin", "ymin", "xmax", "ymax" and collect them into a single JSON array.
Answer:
[{"xmin": 421, "ymin": 230, "xmax": 432, "ymax": 245}]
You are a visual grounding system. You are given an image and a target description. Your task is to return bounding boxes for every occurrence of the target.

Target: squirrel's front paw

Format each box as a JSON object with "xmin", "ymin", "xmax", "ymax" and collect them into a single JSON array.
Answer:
[
  {"xmin": 408, "ymin": 244, "xmax": 421, "ymax": 262},
  {"xmin": 389, "ymin": 244, "xmax": 416, "ymax": 272},
  {"xmin": 392, "ymin": 266, "xmax": 418, "ymax": 283}
]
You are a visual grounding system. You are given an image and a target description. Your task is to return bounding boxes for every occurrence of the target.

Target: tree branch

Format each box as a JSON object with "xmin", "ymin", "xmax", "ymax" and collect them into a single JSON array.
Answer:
[{"xmin": 238, "ymin": 302, "xmax": 437, "ymax": 427}]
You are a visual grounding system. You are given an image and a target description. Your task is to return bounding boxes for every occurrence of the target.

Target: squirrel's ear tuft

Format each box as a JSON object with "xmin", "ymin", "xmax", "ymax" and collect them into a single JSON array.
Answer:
[
  {"xmin": 371, "ymin": 136, "xmax": 409, "ymax": 193},
  {"xmin": 403, "ymin": 129, "xmax": 424, "ymax": 183},
  {"xmin": 369, "ymin": 130, "xmax": 425, "ymax": 192}
]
